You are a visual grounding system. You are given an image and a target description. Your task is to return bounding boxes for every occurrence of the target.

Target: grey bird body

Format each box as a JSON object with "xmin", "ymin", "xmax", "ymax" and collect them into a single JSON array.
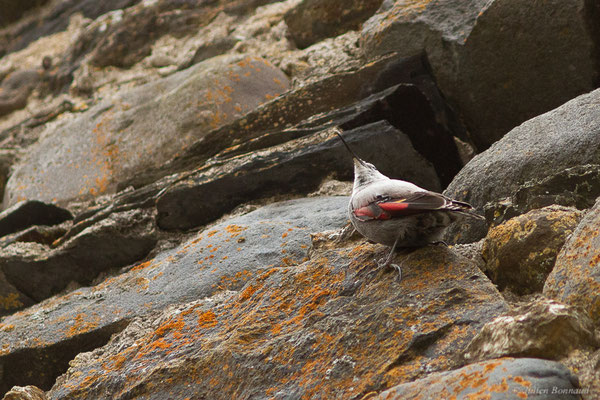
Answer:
[
  {"xmin": 349, "ymin": 161, "xmax": 473, "ymax": 248},
  {"xmin": 336, "ymin": 129, "xmax": 483, "ymax": 274}
]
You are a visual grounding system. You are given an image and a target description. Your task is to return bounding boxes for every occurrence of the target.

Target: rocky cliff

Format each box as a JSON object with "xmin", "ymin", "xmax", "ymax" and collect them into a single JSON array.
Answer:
[{"xmin": 0, "ymin": 0, "xmax": 599, "ymax": 399}]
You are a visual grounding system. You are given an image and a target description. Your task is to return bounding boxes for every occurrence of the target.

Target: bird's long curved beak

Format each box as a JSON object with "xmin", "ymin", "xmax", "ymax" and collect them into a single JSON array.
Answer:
[{"xmin": 334, "ymin": 128, "xmax": 368, "ymax": 167}]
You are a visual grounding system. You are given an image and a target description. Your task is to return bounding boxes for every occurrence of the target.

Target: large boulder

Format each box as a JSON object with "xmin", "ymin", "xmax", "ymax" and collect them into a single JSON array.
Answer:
[
  {"xmin": 444, "ymin": 88, "xmax": 600, "ymax": 243},
  {"xmin": 47, "ymin": 242, "xmax": 506, "ymax": 399},
  {"xmin": 361, "ymin": 0, "xmax": 600, "ymax": 150},
  {"xmin": 4, "ymin": 54, "xmax": 290, "ymax": 207}
]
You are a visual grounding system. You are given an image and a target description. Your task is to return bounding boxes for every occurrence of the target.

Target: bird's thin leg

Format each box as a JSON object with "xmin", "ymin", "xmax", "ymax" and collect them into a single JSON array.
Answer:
[{"xmin": 376, "ymin": 231, "xmax": 403, "ymax": 281}]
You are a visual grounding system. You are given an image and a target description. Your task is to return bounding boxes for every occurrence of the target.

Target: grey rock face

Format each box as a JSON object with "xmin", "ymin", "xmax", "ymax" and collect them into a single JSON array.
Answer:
[
  {"xmin": 361, "ymin": 0, "xmax": 600, "ymax": 150},
  {"xmin": 444, "ymin": 88, "xmax": 600, "ymax": 243},
  {"xmin": 1, "ymin": 209, "xmax": 156, "ymax": 302}
]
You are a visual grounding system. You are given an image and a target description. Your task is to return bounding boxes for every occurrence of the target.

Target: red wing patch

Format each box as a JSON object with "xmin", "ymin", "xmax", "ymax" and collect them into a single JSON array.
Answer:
[
  {"xmin": 378, "ymin": 201, "xmax": 409, "ymax": 212},
  {"xmin": 353, "ymin": 204, "xmax": 390, "ymax": 221}
]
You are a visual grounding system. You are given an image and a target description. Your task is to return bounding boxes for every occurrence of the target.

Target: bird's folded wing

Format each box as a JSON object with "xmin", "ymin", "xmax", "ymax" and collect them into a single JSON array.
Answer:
[{"xmin": 353, "ymin": 192, "xmax": 453, "ymax": 221}]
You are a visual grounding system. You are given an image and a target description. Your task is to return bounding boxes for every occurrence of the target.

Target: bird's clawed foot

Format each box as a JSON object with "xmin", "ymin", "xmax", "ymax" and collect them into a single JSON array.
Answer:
[{"xmin": 375, "ymin": 256, "xmax": 403, "ymax": 281}]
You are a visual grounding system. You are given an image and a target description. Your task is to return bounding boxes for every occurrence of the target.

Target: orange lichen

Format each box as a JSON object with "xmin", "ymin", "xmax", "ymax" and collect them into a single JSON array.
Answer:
[
  {"xmin": 0, "ymin": 293, "xmax": 23, "ymax": 310},
  {"xmin": 225, "ymin": 224, "xmax": 247, "ymax": 237},
  {"xmin": 131, "ymin": 260, "xmax": 154, "ymax": 271},
  {"xmin": 155, "ymin": 316, "xmax": 185, "ymax": 337},
  {"xmin": 197, "ymin": 310, "xmax": 218, "ymax": 329},
  {"xmin": 67, "ymin": 313, "xmax": 99, "ymax": 337}
]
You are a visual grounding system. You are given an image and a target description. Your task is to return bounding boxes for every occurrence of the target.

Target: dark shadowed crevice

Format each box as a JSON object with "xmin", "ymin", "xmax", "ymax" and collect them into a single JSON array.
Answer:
[
  {"xmin": 340, "ymin": 84, "xmax": 463, "ymax": 188},
  {"xmin": 585, "ymin": 0, "xmax": 600, "ymax": 88}
]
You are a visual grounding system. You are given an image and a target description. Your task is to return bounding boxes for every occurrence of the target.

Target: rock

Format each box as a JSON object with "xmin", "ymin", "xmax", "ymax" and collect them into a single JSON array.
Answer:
[
  {"xmin": 0, "ymin": 70, "xmax": 42, "ymax": 117},
  {"xmin": 562, "ymin": 349, "xmax": 600, "ymax": 400},
  {"xmin": 0, "ymin": 100, "xmax": 74, "ymax": 150},
  {"xmin": 156, "ymin": 122, "xmax": 439, "ymax": 230},
  {"xmin": 47, "ymin": 243, "xmax": 506, "ymax": 399},
  {"xmin": 0, "ymin": 197, "xmax": 349, "ymax": 393},
  {"xmin": 375, "ymin": 357, "xmax": 582, "ymax": 400},
  {"xmin": 4, "ymin": 54, "xmax": 290, "ymax": 207},
  {"xmin": 84, "ymin": 5, "xmax": 216, "ymax": 68},
  {"xmin": 128, "ymin": 55, "xmax": 462, "ymax": 187},
  {"xmin": 544, "ymin": 197, "xmax": 600, "ymax": 325},
  {"xmin": 127, "ymin": 55, "xmax": 466, "ymax": 190},
  {"xmin": 0, "ymin": 223, "xmax": 70, "ymax": 250},
  {"xmin": 482, "ymin": 206, "xmax": 583, "ymax": 295},
  {"xmin": 2, "ymin": 385, "xmax": 46, "ymax": 400},
  {"xmin": 1, "ymin": 208, "xmax": 156, "ymax": 302},
  {"xmin": 484, "ymin": 164, "xmax": 600, "ymax": 227},
  {"xmin": 361, "ymin": 0, "xmax": 600, "ymax": 150},
  {"xmin": 451, "ymin": 239, "xmax": 484, "ymax": 272},
  {"xmin": 0, "ymin": 0, "xmax": 141, "ymax": 56},
  {"xmin": 464, "ymin": 299, "xmax": 597, "ymax": 363},
  {"xmin": 444, "ymin": 88, "xmax": 600, "ymax": 243},
  {"xmin": 0, "ymin": 270, "xmax": 34, "ymax": 317},
  {"xmin": 284, "ymin": 0, "xmax": 383, "ymax": 49},
  {"xmin": 0, "ymin": 201, "xmax": 73, "ymax": 239},
  {"xmin": 0, "ymin": 150, "xmax": 17, "ymax": 204}
]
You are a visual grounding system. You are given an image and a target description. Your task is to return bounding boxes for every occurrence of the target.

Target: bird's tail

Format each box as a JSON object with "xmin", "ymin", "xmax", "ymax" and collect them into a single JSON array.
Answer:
[{"xmin": 448, "ymin": 200, "xmax": 486, "ymax": 220}]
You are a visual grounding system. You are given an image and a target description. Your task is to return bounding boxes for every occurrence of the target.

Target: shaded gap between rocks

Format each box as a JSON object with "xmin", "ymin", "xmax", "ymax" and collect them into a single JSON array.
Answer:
[
  {"xmin": 584, "ymin": 0, "xmax": 600, "ymax": 88},
  {"xmin": 339, "ymin": 83, "xmax": 463, "ymax": 188},
  {"xmin": 0, "ymin": 319, "xmax": 130, "ymax": 394}
]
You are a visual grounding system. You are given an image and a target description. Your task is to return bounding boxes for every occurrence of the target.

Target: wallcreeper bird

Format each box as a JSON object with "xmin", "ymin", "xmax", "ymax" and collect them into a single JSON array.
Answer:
[{"xmin": 335, "ymin": 128, "xmax": 484, "ymax": 280}]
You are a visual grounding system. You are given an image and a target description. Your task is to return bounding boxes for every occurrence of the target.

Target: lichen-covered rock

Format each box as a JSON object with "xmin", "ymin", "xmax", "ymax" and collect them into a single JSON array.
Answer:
[
  {"xmin": 375, "ymin": 357, "xmax": 582, "ymax": 400},
  {"xmin": 126, "ymin": 53, "xmax": 464, "ymax": 190},
  {"xmin": 464, "ymin": 299, "xmax": 597, "ymax": 363},
  {"xmin": 482, "ymin": 206, "xmax": 583, "ymax": 295},
  {"xmin": 4, "ymin": 54, "xmax": 289, "ymax": 207},
  {"xmin": 0, "ymin": 197, "xmax": 349, "ymax": 393},
  {"xmin": 444, "ymin": 88, "xmax": 600, "ymax": 243},
  {"xmin": 544, "ymin": 197, "xmax": 600, "ymax": 325},
  {"xmin": 47, "ymin": 244, "xmax": 506, "ymax": 400},
  {"xmin": 361, "ymin": 0, "xmax": 600, "ymax": 150}
]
